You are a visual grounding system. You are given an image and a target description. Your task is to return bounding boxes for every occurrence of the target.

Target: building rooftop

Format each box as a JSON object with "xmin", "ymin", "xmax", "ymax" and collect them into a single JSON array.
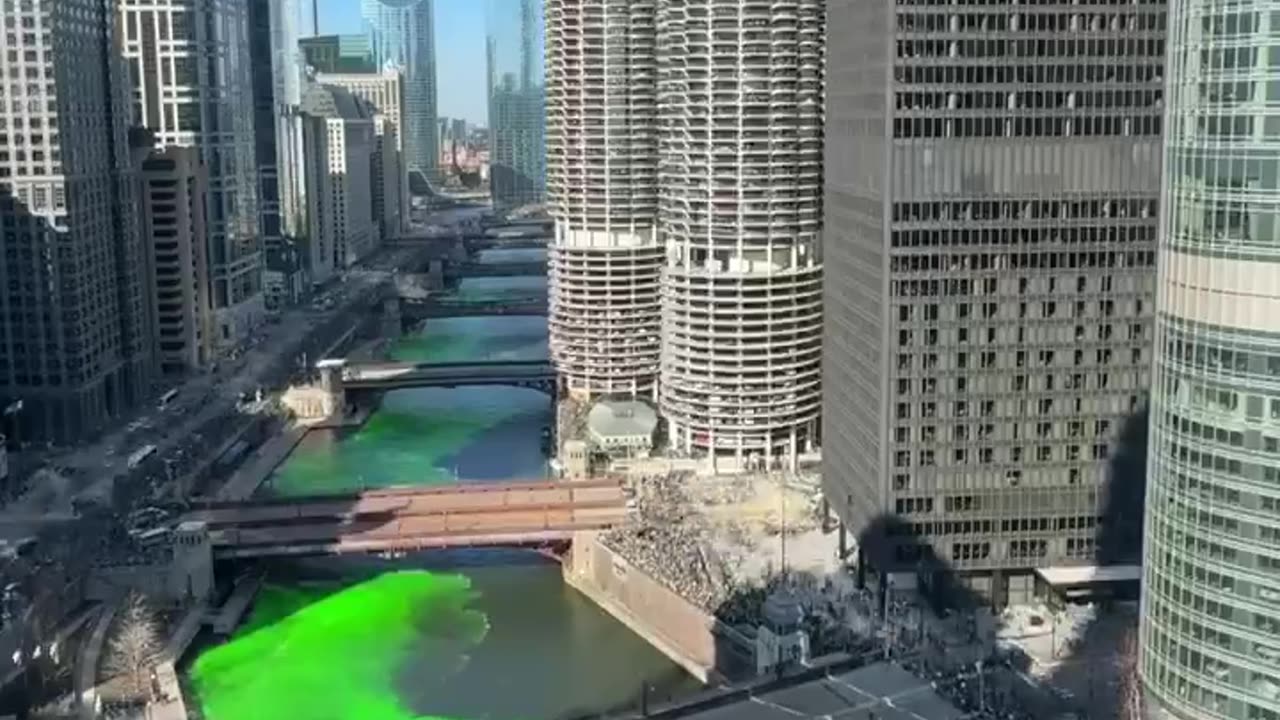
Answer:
[
  {"xmin": 667, "ymin": 663, "xmax": 965, "ymax": 720},
  {"xmin": 301, "ymin": 83, "xmax": 370, "ymax": 121},
  {"xmin": 587, "ymin": 400, "xmax": 658, "ymax": 440},
  {"xmin": 1035, "ymin": 564, "xmax": 1142, "ymax": 587}
]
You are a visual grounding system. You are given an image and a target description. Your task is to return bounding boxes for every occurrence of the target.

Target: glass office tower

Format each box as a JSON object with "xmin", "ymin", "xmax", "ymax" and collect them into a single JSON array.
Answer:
[
  {"xmin": 1140, "ymin": 3, "xmax": 1280, "ymax": 719},
  {"xmin": 486, "ymin": 0, "xmax": 546, "ymax": 213},
  {"xmin": 361, "ymin": 0, "xmax": 438, "ymax": 188}
]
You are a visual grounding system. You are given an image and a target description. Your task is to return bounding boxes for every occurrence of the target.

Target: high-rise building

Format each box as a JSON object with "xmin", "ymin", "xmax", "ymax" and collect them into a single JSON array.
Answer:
[
  {"xmin": 657, "ymin": 0, "xmax": 825, "ymax": 467},
  {"xmin": 1139, "ymin": 4, "xmax": 1280, "ymax": 719},
  {"xmin": 299, "ymin": 35, "xmax": 376, "ymax": 74},
  {"xmin": 544, "ymin": 0, "xmax": 662, "ymax": 400},
  {"xmin": 823, "ymin": 0, "xmax": 1164, "ymax": 602},
  {"xmin": 0, "ymin": 0, "xmax": 154, "ymax": 442},
  {"xmin": 250, "ymin": 0, "xmax": 309, "ymax": 309},
  {"xmin": 120, "ymin": 0, "xmax": 264, "ymax": 348},
  {"xmin": 361, "ymin": 0, "xmax": 438, "ymax": 189},
  {"xmin": 300, "ymin": 84, "xmax": 378, "ymax": 270},
  {"xmin": 486, "ymin": 0, "xmax": 545, "ymax": 213},
  {"xmin": 140, "ymin": 148, "xmax": 212, "ymax": 375},
  {"xmin": 318, "ymin": 70, "xmax": 407, "ymax": 243}
]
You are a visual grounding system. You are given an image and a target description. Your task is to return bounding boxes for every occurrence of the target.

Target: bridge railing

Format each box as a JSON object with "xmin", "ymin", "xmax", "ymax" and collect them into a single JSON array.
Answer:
[{"xmin": 190, "ymin": 478, "xmax": 622, "ymax": 510}]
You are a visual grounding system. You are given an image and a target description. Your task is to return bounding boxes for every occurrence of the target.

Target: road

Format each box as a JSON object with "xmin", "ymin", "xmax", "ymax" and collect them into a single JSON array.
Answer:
[{"xmin": 6, "ymin": 208, "xmax": 492, "ymax": 516}]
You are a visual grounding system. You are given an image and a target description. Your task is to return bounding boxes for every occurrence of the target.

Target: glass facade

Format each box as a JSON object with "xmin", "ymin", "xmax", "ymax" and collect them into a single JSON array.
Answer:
[
  {"xmin": 1141, "ymin": 3, "xmax": 1280, "ymax": 719},
  {"xmin": 299, "ymin": 34, "xmax": 376, "ymax": 74},
  {"xmin": 486, "ymin": 0, "xmax": 545, "ymax": 213},
  {"xmin": 361, "ymin": 0, "xmax": 438, "ymax": 185}
]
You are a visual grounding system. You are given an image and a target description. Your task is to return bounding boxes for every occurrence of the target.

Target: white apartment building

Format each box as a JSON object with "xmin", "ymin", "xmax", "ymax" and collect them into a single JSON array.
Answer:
[
  {"xmin": 317, "ymin": 70, "xmax": 406, "ymax": 242},
  {"xmin": 119, "ymin": 0, "xmax": 264, "ymax": 348},
  {"xmin": 140, "ymin": 147, "xmax": 212, "ymax": 375},
  {"xmin": 300, "ymin": 84, "xmax": 377, "ymax": 272}
]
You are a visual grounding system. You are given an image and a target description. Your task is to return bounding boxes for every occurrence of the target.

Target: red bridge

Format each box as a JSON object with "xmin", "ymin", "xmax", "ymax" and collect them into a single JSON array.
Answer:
[{"xmin": 185, "ymin": 479, "xmax": 627, "ymax": 559}]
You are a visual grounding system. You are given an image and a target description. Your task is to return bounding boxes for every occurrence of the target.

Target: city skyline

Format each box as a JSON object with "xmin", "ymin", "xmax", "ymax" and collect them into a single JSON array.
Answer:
[
  {"xmin": 4, "ymin": 1, "xmax": 1280, "ymax": 719},
  {"xmin": 319, "ymin": 0, "xmax": 488, "ymax": 126}
]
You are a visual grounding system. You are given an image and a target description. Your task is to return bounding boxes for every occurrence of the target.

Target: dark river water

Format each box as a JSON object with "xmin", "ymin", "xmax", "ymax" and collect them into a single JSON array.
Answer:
[{"xmin": 187, "ymin": 270, "xmax": 698, "ymax": 720}]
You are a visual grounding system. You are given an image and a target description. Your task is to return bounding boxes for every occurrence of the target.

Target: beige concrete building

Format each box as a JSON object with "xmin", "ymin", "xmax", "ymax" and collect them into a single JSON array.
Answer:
[
  {"xmin": 140, "ymin": 148, "xmax": 212, "ymax": 375},
  {"xmin": 301, "ymin": 83, "xmax": 378, "ymax": 270},
  {"xmin": 317, "ymin": 71, "xmax": 406, "ymax": 243},
  {"xmin": 120, "ymin": 0, "xmax": 265, "ymax": 348}
]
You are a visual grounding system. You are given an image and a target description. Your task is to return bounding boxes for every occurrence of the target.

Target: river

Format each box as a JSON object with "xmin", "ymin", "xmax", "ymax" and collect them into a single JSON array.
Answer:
[{"xmin": 187, "ymin": 268, "xmax": 698, "ymax": 720}]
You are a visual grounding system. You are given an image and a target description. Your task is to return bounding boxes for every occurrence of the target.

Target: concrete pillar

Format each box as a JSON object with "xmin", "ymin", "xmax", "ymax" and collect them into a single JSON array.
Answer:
[
  {"xmin": 316, "ymin": 358, "xmax": 347, "ymax": 417},
  {"xmin": 789, "ymin": 428, "xmax": 799, "ymax": 473},
  {"xmin": 428, "ymin": 259, "xmax": 445, "ymax": 290}
]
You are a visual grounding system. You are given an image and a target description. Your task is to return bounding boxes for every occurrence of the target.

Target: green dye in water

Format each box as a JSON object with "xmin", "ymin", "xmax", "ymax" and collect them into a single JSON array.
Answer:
[
  {"xmin": 267, "ymin": 407, "xmax": 502, "ymax": 497},
  {"xmin": 192, "ymin": 571, "xmax": 488, "ymax": 720},
  {"xmin": 390, "ymin": 330, "xmax": 485, "ymax": 365}
]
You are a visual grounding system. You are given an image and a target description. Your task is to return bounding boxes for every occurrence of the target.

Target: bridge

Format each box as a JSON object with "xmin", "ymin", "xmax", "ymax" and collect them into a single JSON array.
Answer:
[
  {"xmin": 401, "ymin": 296, "xmax": 547, "ymax": 319},
  {"xmin": 464, "ymin": 236, "xmax": 547, "ymax": 252},
  {"xmin": 187, "ymin": 479, "xmax": 625, "ymax": 558},
  {"xmin": 341, "ymin": 359, "xmax": 556, "ymax": 394},
  {"xmin": 448, "ymin": 260, "xmax": 546, "ymax": 279}
]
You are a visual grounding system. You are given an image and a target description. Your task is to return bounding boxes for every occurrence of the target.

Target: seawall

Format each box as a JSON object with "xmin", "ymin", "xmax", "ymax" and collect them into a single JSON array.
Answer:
[{"xmin": 563, "ymin": 532, "xmax": 753, "ymax": 685}]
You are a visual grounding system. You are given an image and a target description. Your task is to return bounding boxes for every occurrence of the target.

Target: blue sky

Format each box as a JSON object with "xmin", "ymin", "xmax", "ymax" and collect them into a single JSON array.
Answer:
[{"xmin": 316, "ymin": 0, "xmax": 489, "ymax": 126}]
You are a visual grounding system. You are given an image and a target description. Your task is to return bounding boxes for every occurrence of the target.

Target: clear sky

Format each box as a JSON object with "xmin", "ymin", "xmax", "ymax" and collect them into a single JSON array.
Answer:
[{"xmin": 316, "ymin": 0, "xmax": 489, "ymax": 127}]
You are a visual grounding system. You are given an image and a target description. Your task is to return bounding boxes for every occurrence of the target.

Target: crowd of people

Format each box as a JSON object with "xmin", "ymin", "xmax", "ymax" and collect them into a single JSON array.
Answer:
[{"xmin": 602, "ymin": 472, "xmax": 735, "ymax": 612}]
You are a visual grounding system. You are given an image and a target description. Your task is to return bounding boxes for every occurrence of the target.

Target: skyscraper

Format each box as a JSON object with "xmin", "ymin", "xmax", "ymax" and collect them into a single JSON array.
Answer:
[
  {"xmin": 544, "ymin": 0, "xmax": 662, "ymax": 399},
  {"xmin": 140, "ymin": 148, "xmax": 212, "ymax": 375},
  {"xmin": 120, "ymin": 0, "xmax": 264, "ymax": 347},
  {"xmin": 657, "ymin": 0, "xmax": 825, "ymax": 467},
  {"xmin": 250, "ymin": 0, "xmax": 308, "ymax": 308},
  {"xmin": 1140, "ymin": 4, "xmax": 1280, "ymax": 719},
  {"xmin": 361, "ymin": 0, "xmax": 438, "ymax": 189},
  {"xmin": 300, "ymin": 85, "xmax": 378, "ymax": 274},
  {"xmin": 486, "ymin": 0, "xmax": 545, "ymax": 212},
  {"xmin": 318, "ymin": 70, "xmax": 407, "ymax": 244},
  {"xmin": 822, "ymin": 0, "xmax": 1164, "ymax": 603},
  {"xmin": 0, "ymin": 0, "xmax": 154, "ymax": 442}
]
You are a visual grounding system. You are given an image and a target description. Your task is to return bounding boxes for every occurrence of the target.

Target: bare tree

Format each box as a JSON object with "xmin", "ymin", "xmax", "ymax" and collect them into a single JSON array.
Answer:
[{"xmin": 104, "ymin": 592, "xmax": 161, "ymax": 704}]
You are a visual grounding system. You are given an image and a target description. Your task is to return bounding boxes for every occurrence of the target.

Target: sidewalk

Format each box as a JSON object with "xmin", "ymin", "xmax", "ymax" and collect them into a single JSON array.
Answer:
[{"xmin": 215, "ymin": 426, "xmax": 307, "ymax": 501}]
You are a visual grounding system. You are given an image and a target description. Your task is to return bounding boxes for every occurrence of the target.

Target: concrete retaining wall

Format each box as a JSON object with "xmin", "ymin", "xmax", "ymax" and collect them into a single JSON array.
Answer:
[{"xmin": 563, "ymin": 533, "xmax": 753, "ymax": 684}]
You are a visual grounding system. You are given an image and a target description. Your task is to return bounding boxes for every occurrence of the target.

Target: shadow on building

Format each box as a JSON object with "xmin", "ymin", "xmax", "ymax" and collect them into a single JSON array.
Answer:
[
  {"xmin": 639, "ymin": 401, "xmax": 1155, "ymax": 719},
  {"xmin": 0, "ymin": 183, "xmax": 151, "ymax": 447}
]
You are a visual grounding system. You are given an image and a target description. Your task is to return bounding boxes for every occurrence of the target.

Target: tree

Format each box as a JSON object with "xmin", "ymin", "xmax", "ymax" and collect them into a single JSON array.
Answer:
[{"xmin": 104, "ymin": 592, "xmax": 161, "ymax": 704}]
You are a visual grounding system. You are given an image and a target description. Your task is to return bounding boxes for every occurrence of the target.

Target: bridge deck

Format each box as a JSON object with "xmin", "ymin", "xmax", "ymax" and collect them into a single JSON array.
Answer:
[
  {"xmin": 189, "ymin": 476, "xmax": 624, "ymax": 527},
  {"xmin": 210, "ymin": 506, "xmax": 624, "ymax": 558}
]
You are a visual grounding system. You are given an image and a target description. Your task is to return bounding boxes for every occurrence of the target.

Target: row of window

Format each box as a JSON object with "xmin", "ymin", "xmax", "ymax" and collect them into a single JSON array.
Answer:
[
  {"xmin": 895, "ymin": 89, "xmax": 1161, "ymax": 113},
  {"xmin": 893, "ymin": 62, "xmax": 1162, "ymax": 87},
  {"xmin": 893, "ymin": 114, "xmax": 1162, "ymax": 139},
  {"xmin": 896, "ymin": 38, "xmax": 1164, "ymax": 61},
  {"xmin": 896, "ymin": 10, "xmax": 1164, "ymax": 34}
]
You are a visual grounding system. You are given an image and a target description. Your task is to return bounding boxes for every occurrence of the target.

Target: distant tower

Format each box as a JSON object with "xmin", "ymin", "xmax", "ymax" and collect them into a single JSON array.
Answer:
[
  {"xmin": 361, "ymin": 0, "xmax": 439, "ymax": 187},
  {"xmin": 485, "ymin": 0, "xmax": 545, "ymax": 212}
]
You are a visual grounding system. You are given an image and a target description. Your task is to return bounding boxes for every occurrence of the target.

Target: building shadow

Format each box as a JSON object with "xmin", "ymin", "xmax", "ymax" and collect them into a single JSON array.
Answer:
[{"xmin": 643, "ymin": 403, "xmax": 1153, "ymax": 719}]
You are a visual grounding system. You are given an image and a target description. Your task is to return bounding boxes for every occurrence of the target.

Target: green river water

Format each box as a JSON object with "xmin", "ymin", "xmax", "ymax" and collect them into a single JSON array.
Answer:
[{"xmin": 188, "ymin": 274, "xmax": 698, "ymax": 720}]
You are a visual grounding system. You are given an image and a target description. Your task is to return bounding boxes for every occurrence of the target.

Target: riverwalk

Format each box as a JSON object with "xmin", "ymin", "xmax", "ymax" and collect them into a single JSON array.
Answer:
[
  {"xmin": 215, "ymin": 425, "xmax": 307, "ymax": 501},
  {"xmin": 206, "ymin": 570, "xmax": 266, "ymax": 635}
]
